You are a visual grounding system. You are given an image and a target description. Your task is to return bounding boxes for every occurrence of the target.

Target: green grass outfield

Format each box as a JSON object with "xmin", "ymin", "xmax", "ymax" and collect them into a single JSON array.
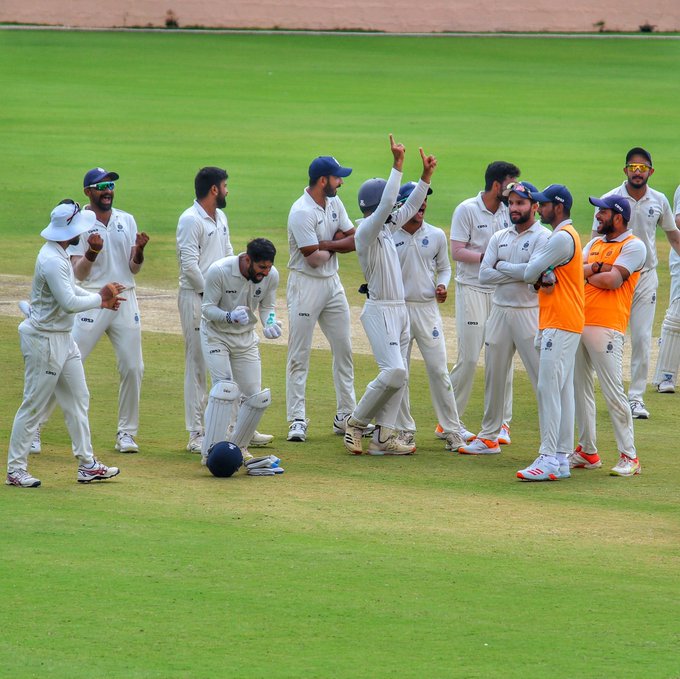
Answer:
[{"xmin": 1, "ymin": 30, "xmax": 679, "ymax": 678}]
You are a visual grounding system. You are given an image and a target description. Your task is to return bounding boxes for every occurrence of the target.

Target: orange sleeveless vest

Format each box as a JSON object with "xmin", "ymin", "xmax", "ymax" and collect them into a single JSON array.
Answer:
[
  {"xmin": 585, "ymin": 234, "xmax": 641, "ymax": 333},
  {"xmin": 539, "ymin": 223, "xmax": 585, "ymax": 333}
]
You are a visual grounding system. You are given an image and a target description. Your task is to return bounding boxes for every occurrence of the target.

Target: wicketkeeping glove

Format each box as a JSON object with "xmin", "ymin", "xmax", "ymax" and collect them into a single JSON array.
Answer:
[
  {"xmin": 225, "ymin": 306, "xmax": 249, "ymax": 324},
  {"xmin": 245, "ymin": 455, "xmax": 284, "ymax": 476}
]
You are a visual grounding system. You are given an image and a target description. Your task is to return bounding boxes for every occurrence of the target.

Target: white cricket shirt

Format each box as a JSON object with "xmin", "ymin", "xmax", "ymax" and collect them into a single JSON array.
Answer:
[
  {"xmin": 176, "ymin": 200, "xmax": 233, "ymax": 292},
  {"xmin": 450, "ymin": 192, "xmax": 511, "ymax": 289}
]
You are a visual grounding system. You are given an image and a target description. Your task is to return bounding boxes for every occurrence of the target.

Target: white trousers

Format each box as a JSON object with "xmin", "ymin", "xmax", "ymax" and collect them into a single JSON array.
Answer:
[
  {"xmin": 574, "ymin": 325, "xmax": 636, "ymax": 457},
  {"xmin": 201, "ymin": 328, "xmax": 262, "ymax": 399},
  {"xmin": 397, "ymin": 301, "xmax": 460, "ymax": 433},
  {"xmin": 286, "ymin": 271, "xmax": 355, "ymax": 421},
  {"xmin": 8, "ymin": 323, "xmax": 95, "ymax": 472},
  {"xmin": 536, "ymin": 328, "xmax": 581, "ymax": 457},
  {"xmin": 450, "ymin": 282, "xmax": 512, "ymax": 423},
  {"xmin": 628, "ymin": 268, "xmax": 658, "ymax": 401},
  {"xmin": 353, "ymin": 301, "xmax": 409, "ymax": 430},
  {"xmin": 71, "ymin": 288, "xmax": 143, "ymax": 435},
  {"xmin": 479, "ymin": 305, "xmax": 540, "ymax": 440},
  {"xmin": 179, "ymin": 288, "xmax": 208, "ymax": 432}
]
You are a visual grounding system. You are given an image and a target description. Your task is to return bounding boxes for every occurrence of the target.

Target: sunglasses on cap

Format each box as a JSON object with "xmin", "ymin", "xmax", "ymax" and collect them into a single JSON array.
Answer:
[
  {"xmin": 626, "ymin": 163, "xmax": 651, "ymax": 173},
  {"xmin": 503, "ymin": 182, "xmax": 533, "ymax": 199},
  {"xmin": 86, "ymin": 181, "xmax": 115, "ymax": 191}
]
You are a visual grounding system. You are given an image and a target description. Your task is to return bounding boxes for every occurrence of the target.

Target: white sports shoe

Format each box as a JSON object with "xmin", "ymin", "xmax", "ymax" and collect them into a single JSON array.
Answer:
[
  {"xmin": 6, "ymin": 469, "xmax": 41, "ymax": 488},
  {"xmin": 498, "ymin": 424, "xmax": 511, "ymax": 445},
  {"xmin": 343, "ymin": 416, "xmax": 364, "ymax": 454},
  {"xmin": 186, "ymin": 431, "xmax": 204, "ymax": 453},
  {"xmin": 333, "ymin": 414, "xmax": 375, "ymax": 437},
  {"xmin": 397, "ymin": 430, "xmax": 416, "ymax": 447},
  {"xmin": 629, "ymin": 400, "xmax": 649, "ymax": 419},
  {"xmin": 115, "ymin": 431, "xmax": 139, "ymax": 453},
  {"xmin": 444, "ymin": 431, "xmax": 465, "ymax": 451},
  {"xmin": 77, "ymin": 459, "xmax": 120, "ymax": 483},
  {"xmin": 458, "ymin": 437, "xmax": 501, "ymax": 455},
  {"xmin": 249, "ymin": 430, "xmax": 273, "ymax": 447},
  {"xmin": 287, "ymin": 419, "xmax": 308, "ymax": 442},
  {"xmin": 657, "ymin": 379, "xmax": 675, "ymax": 394},
  {"xmin": 367, "ymin": 427, "xmax": 415, "ymax": 456},
  {"xmin": 460, "ymin": 425, "xmax": 476, "ymax": 443},
  {"xmin": 610, "ymin": 454, "xmax": 641, "ymax": 477},
  {"xmin": 30, "ymin": 427, "xmax": 41, "ymax": 454},
  {"xmin": 516, "ymin": 454, "xmax": 560, "ymax": 481}
]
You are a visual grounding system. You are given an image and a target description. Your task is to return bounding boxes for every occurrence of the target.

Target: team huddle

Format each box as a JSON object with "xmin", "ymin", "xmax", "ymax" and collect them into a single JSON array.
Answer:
[{"xmin": 7, "ymin": 137, "xmax": 680, "ymax": 487}]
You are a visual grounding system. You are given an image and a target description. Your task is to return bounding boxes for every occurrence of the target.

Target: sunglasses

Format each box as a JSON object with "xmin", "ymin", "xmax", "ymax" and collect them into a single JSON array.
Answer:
[
  {"xmin": 503, "ymin": 182, "xmax": 533, "ymax": 199},
  {"xmin": 626, "ymin": 163, "xmax": 651, "ymax": 173},
  {"xmin": 87, "ymin": 181, "xmax": 115, "ymax": 191},
  {"xmin": 65, "ymin": 201, "xmax": 81, "ymax": 225}
]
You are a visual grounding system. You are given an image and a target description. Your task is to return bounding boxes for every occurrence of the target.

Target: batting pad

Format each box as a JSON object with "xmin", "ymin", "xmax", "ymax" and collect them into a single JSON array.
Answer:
[
  {"xmin": 232, "ymin": 389, "xmax": 271, "ymax": 449},
  {"xmin": 202, "ymin": 380, "xmax": 241, "ymax": 456},
  {"xmin": 654, "ymin": 310, "xmax": 680, "ymax": 384}
]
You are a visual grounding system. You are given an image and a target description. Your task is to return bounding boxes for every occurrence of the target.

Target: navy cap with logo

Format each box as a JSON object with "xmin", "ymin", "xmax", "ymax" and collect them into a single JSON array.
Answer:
[
  {"xmin": 308, "ymin": 156, "xmax": 352, "ymax": 182},
  {"xmin": 532, "ymin": 184, "xmax": 573, "ymax": 211},
  {"xmin": 589, "ymin": 194, "xmax": 631, "ymax": 222},
  {"xmin": 397, "ymin": 181, "xmax": 433, "ymax": 205},
  {"xmin": 83, "ymin": 167, "xmax": 119, "ymax": 187},
  {"xmin": 502, "ymin": 181, "xmax": 539, "ymax": 201}
]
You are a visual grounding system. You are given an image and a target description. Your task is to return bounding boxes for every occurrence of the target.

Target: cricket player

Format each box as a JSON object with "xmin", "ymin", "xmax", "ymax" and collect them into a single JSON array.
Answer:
[
  {"xmin": 459, "ymin": 182, "xmax": 550, "ymax": 455},
  {"xmin": 343, "ymin": 135, "xmax": 435, "ymax": 455},
  {"xmin": 446, "ymin": 161, "xmax": 521, "ymax": 443},
  {"xmin": 572, "ymin": 195, "xmax": 646, "ymax": 477},
  {"xmin": 592, "ymin": 148, "xmax": 680, "ymax": 419},
  {"xmin": 176, "ymin": 167, "xmax": 234, "ymax": 453},
  {"xmin": 286, "ymin": 155, "xmax": 357, "ymax": 442},
  {"xmin": 200, "ymin": 238, "xmax": 280, "ymax": 462},
  {"xmin": 392, "ymin": 181, "xmax": 465, "ymax": 452},
  {"xmin": 518, "ymin": 182, "xmax": 585, "ymax": 481},
  {"xmin": 7, "ymin": 200, "xmax": 123, "ymax": 488},
  {"xmin": 652, "ymin": 183, "xmax": 680, "ymax": 393}
]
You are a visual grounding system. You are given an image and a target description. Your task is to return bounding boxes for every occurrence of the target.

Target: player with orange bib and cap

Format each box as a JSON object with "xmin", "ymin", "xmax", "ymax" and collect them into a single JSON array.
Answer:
[
  {"xmin": 517, "ymin": 183, "xmax": 585, "ymax": 481},
  {"xmin": 571, "ymin": 195, "xmax": 646, "ymax": 477}
]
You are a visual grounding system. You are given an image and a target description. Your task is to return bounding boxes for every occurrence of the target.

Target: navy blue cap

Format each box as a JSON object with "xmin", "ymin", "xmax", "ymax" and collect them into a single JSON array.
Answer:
[
  {"xmin": 626, "ymin": 147, "xmax": 652, "ymax": 166},
  {"xmin": 397, "ymin": 181, "xmax": 433, "ymax": 204},
  {"xmin": 589, "ymin": 195, "xmax": 631, "ymax": 222},
  {"xmin": 502, "ymin": 181, "xmax": 538, "ymax": 201},
  {"xmin": 83, "ymin": 167, "xmax": 119, "ymax": 187},
  {"xmin": 532, "ymin": 184, "xmax": 573, "ymax": 211},
  {"xmin": 308, "ymin": 156, "xmax": 352, "ymax": 182}
]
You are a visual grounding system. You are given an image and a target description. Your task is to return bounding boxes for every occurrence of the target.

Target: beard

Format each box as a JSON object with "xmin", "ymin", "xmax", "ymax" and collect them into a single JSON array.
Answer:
[
  {"xmin": 217, "ymin": 195, "xmax": 227, "ymax": 209},
  {"xmin": 68, "ymin": 235, "xmax": 81, "ymax": 247},
  {"xmin": 323, "ymin": 183, "xmax": 337, "ymax": 198},
  {"xmin": 94, "ymin": 193, "xmax": 113, "ymax": 212}
]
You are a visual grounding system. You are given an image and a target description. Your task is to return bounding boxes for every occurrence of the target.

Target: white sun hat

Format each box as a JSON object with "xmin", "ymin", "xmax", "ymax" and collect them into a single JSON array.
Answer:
[{"xmin": 40, "ymin": 201, "xmax": 96, "ymax": 241}]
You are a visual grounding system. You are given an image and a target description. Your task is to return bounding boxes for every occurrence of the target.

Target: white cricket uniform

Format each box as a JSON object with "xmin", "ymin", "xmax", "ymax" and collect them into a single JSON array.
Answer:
[
  {"xmin": 67, "ymin": 207, "xmax": 143, "ymax": 435},
  {"xmin": 449, "ymin": 192, "xmax": 513, "ymax": 423},
  {"xmin": 200, "ymin": 255, "xmax": 279, "ymax": 399},
  {"xmin": 523, "ymin": 221, "xmax": 582, "ymax": 457},
  {"xmin": 653, "ymin": 185, "xmax": 680, "ymax": 385},
  {"xmin": 593, "ymin": 183, "xmax": 676, "ymax": 400},
  {"xmin": 8, "ymin": 242, "xmax": 102, "ymax": 472},
  {"xmin": 351, "ymin": 170, "xmax": 428, "ymax": 429},
  {"xmin": 286, "ymin": 189, "xmax": 355, "ymax": 421},
  {"xmin": 176, "ymin": 200, "xmax": 233, "ymax": 433},
  {"xmin": 574, "ymin": 233, "xmax": 645, "ymax": 457},
  {"xmin": 393, "ymin": 219, "xmax": 460, "ymax": 434},
  {"xmin": 476, "ymin": 220, "xmax": 550, "ymax": 440}
]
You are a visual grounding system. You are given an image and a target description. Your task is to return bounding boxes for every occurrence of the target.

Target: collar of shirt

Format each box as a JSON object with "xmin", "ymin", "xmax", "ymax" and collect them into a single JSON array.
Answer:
[
  {"xmin": 621, "ymin": 181, "xmax": 650, "ymax": 203},
  {"xmin": 554, "ymin": 219, "xmax": 573, "ymax": 232},
  {"xmin": 474, "ymin": 191, "xmax": 496, "ymax": 215},
  {"xmin": 303, "ymin": 188, "xmax": 327, "ymax": 212},
  {"xmin": 603, "ymin": 229, "xmax": 635, "ymax": 243},
  {"xmin": 193, "ymin": 199, "xmax": 219, "ymax": 223}
]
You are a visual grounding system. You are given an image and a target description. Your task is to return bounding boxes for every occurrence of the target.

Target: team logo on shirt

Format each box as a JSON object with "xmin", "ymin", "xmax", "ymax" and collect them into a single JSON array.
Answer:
[
  {"xmin": 255, "ymin": 288, "xmax": 262, "ymax": 296},
  {"xmin": 605, "ymin": 249, "xmax": 614, "ymax": 258},
  {"xmin": 504, "ymin": 221, "xmax": 509, "ymax": 228},
  {"xmin": 209, "ymin": 348, "xmax": 221, "ymax": 354},
  {"xmin": 421, "ymin": 237, "xmax": 429, "ymax": 247},
  {"xmin": 332, "ymin": 212, "xmax": 337, "ymax": 220},
  {"xmin": 117, "ymin": 223, "xmax": 124, "ymax": 232},
  {"xmin": 432, "ymin": 326, "xmax": 439, "ymax": 338},
  {"xmin": 606, "ymin": 342, "xmax": 614, "ymax": 354},
  {"xmin": 225, "ymin": 289, "xmax": 237, "ymax": 294},
  {"xmin": 395, "ymin": 240, "xmax": 405, "ymax": 247},
  {"xmin": 522, "ymin": 241, "xmax": 530, "ymax": 250},
  {"xmin": 544, "ymin": 339, "xmax": 553, "ymax": 351},
  {"xmin": 652, "ymin": 293, "xmax": 656, "ymax": 304},
  {"xmin": 134, "ymin": 313, "xmax": 140, "ymax": 323},
  {"xmin": 649, "ymin": 207, "xmax": 655, "ymax": 217},
  {"xmin": 476, "ymin": 224, "xmax": 488, "ymax": 230}
]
